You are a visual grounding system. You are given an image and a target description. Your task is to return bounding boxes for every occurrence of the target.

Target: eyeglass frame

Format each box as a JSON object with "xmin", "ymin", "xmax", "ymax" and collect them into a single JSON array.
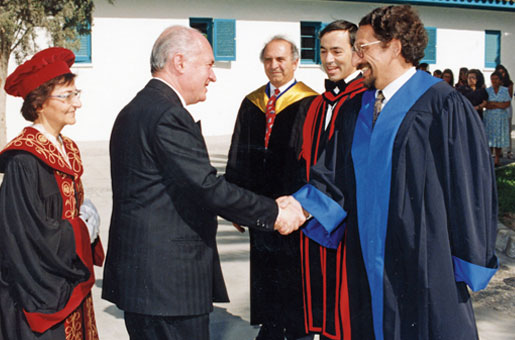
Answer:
[
  {"xmin": 352, "ymin": 40, "xmax": 382, "ymax": 58},
  {"xmin": 49, "ymin": 89, "xmax": 82, "ymax": 103}
]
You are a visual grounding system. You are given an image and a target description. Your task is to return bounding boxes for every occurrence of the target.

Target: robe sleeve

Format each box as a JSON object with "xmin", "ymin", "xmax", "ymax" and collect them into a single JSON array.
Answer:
[
  {"xmin": 225, "ymin": 98, "xmax": 252, "ymax": 189},
  {"xmin": 293, "ymin": 132, "xmax": 348, "ymax": 249},
  {"xmin": 441, "ymin": 91, "xmax": 498, "ymax": 291},
  {"xmin": 0, "ymin": 153, "xmax": 90, "ymax": 313}
]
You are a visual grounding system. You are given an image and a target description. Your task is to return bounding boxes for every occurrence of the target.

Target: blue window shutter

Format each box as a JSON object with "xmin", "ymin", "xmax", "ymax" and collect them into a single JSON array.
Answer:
[
  {"xmin": 300, "ymin": 21, "xmax": 322, "ymax": 65},
  {"xmin": 190, "ymin": 17, "xmax": 213, "ymax": 44},
  {"xmin": 74, "ymin": 33, "xmax": 91, "ymax": 63},
  {"xmin": 421, "ymin": 27, "xmax": 436, "ymax": 64},
  {"xmin": 485, "ymin": 30, "xmax": 500, "ymax": 68},
  {"xmin": 213, "ymin": 19, "xmax": 236, "ymax": 61}
]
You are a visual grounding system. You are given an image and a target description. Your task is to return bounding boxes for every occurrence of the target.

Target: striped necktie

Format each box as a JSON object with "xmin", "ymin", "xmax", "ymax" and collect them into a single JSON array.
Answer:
[
  {"xmin": 372, "ymin": 90, "xmax": 385, "ymax": 127},
  {"xmin": 264, "ymin": 88, "xmax": 280, "ymax": 149}
]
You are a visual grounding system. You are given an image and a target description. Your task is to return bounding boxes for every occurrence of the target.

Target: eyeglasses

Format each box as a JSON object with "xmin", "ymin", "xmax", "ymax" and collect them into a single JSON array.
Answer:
[
  {"xmin": 352, "ymin": 40, "xmax": 382, "ymax": 58},
  {"xmin": 49, "ymin": 90, "xmax": 82, "ymax": 103}
]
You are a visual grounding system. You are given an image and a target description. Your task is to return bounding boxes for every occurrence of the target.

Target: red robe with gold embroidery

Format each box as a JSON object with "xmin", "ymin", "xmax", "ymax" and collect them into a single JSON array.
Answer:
[{"xmin": 0, "ymin": 127, "xmax": 104, "ymax": 340}]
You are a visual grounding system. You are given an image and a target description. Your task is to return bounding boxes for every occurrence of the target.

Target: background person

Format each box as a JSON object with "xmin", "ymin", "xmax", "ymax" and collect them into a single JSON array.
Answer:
[
  {"xmin": 0, "ymin": 47, "xmax": 103, "ymax": 340},
  {"xmin": 455, "ymin": 66, "xmax": 468, "ymax": 87},
  {"xmin": 442, "ymin": 68, "xmax": 454, "ymax": 87},
  {"xmin": 225, "ymin": 36, "xmax": 317, "ymax": 340},
  {"xmin": 495, "ymin": 64, "xmax": 514, "ymax": 159},
  {"xmin": 457, "ymin": 68, "xmax": 488, "ymax": 119},
  {"xmin": 484, "ymin": 71, "xmax": 511, "ymax": 166}
]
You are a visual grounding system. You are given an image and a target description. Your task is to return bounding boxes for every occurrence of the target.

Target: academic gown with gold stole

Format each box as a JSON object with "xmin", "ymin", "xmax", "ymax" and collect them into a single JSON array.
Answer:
[
  {"xmin": 225, "ymin": 81, "xmax": 317, "ymax": 336},
  {"xmin": 0, "ymin": 127, "xmax": 104, "ymax": 340}
]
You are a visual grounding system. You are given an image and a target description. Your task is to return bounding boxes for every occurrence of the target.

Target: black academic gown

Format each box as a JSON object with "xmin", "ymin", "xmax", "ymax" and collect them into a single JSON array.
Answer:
[
  {"xmin": 297, "ymin": 71, "xmax": 498, "ymax": 340},
  {"xmin": 0, "ymin": 128, "xmax": 103, "ymax": 340},
  {"xmin": 297, "ymin": 76, "xmax": 368, "ymax": 339},
  {"xmin": 225, "ymin": 81, "xmax": 317, "ymax": 336}
]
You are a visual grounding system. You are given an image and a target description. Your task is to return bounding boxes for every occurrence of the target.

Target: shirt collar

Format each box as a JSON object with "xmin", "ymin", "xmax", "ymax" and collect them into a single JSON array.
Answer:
[
  {"xmin": 269, "ymin": 78, "xmax": 296, "ymax": 97},
  {"xmin": 378, "ymin": 67, "xmax": 416, "ymax": 105},
  {"xmin": 153, "ymin": 77, "xmax": 187, "ymax": 107},
  {"xmin": 344, "ymin": 70, "xmax": 362, "ymax": 84}
]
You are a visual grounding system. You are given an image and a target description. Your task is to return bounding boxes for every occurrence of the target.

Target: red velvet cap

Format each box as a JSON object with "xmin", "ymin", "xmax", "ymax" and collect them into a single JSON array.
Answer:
[{"xmin": 4, "ymin": 47, "xmax": 75, "ymax": 99}]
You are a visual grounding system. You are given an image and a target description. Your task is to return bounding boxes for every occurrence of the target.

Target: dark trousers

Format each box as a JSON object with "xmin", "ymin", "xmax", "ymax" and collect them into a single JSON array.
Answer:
[{"xmin": 124, "ymin": 311, "xmax": 209, "ymax": 340}]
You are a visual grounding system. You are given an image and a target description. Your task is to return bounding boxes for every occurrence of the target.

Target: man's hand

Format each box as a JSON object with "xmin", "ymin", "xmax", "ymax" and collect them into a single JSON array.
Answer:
[{"xmin": 274, "ymin": 196, "xmax": 306, "ymax": 235}]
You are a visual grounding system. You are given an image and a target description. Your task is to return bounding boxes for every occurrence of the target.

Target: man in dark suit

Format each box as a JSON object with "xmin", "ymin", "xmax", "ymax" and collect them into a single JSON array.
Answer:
[{"xmin": 102, "ymin": 26, "xmax": 306, "ymax": 340}]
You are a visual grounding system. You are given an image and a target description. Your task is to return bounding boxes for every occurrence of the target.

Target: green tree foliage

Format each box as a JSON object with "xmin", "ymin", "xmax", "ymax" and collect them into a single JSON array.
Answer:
[{"xmin": 0, "ymin": 0, "xmax": 111, "ymax": 146}]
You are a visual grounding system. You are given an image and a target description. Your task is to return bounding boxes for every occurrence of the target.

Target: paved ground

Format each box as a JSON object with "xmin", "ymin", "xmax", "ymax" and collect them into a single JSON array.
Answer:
[{"xmin": 77, "ymin": 135, "xmax": 515, "ymax": 340}]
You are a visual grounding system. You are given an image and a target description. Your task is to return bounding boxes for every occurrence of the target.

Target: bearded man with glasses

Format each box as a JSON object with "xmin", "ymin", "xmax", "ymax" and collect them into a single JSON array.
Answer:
[{"xmin": 282, "ymin": 5, "xmax": 498, "ymax": 340}]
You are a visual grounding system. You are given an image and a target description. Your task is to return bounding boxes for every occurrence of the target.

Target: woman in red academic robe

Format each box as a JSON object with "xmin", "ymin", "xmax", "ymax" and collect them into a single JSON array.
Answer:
[{"xmin": 0, "ymin": 47, "xmax": 104, "ymax": 340}]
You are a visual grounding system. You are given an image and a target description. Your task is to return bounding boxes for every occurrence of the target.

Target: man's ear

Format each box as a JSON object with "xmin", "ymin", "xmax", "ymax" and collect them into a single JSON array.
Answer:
[
  {"xmin": 170, "ymin": 53, "xmax": 185, "ymax": 74},
  {"xmin": 391, "ymin": 39, "xmax": 402, "ymax": 57}
]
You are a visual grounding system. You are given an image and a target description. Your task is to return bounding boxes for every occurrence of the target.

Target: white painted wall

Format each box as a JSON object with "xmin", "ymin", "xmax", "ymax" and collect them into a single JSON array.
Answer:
[{"xmin": 5, "ymin": 0, "xmax": 515, "ymax": 141}]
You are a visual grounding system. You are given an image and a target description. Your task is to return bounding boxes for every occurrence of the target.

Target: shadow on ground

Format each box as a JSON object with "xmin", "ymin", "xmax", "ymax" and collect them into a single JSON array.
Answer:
[{"xmin": 210, "ymin": 306, "xmax": 258, "ymax": 340}]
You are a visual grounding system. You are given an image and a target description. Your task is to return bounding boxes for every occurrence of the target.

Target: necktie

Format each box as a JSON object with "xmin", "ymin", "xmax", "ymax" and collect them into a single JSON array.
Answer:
[
  {"xmin": 264, "ymin": 88, "xmax": 280, "ymax": 149},
  {"xmin": 372, "ymin": 90, "xmax": 385, "ymax": 127}
]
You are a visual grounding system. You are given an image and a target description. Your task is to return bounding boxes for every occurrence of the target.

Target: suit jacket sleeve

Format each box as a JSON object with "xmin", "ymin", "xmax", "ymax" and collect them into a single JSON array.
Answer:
[{"xmin": 152, "ymin": 104, "xmax": 278, "ymax": 230}]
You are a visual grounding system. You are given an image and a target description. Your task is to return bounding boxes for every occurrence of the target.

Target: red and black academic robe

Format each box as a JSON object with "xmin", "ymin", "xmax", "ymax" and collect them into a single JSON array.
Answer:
[
  {"xmin": 296, "ymin": 76, "xmax": 366, "ymax": 339},
  {"xmin": 225, "ymin": 82, "xmax": 317, "ymax": 336},
  {"xmin": 296, "ymin": 71, "xmax": 498, "ymax": 340},
  {"xmin": 0, "ymin": 127, "xmax": 104, "ymax": 340}
]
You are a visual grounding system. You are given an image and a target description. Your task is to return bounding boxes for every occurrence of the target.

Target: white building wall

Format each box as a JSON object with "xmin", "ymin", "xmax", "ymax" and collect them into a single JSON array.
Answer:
[{"xmin": 5, "ymin": 0, "xmax": 515, "ymax": 141}]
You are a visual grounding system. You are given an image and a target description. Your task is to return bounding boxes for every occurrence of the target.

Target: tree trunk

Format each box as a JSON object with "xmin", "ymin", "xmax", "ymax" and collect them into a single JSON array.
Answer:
[{"xmin": 0, "ymin": 50, "xmax": 8, "ymax": 148}]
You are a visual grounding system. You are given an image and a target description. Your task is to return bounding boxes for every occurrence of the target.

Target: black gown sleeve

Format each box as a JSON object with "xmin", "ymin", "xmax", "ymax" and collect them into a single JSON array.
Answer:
[
  {"xmin": 225, "ymin": 98, "xmax": 252, "ymax": 188},
  {"xmin": 440, "ymin": 91, "xmax": 498, "ymax": 289},
  {"xmin": 0, "ymin": 152, "xmax": 89, "ymax": 314}
]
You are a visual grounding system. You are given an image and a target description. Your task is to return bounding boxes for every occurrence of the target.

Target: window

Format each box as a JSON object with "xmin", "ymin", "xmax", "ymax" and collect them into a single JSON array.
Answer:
[
  {"xmin": 300, "ymin": 22, "xmax": 322, "ymax": 64},
  {"xmin": 485, "ymin": 30, "xmax": 500, "ymax": 68},
  {"xmin": 74, "ymin": 32, "xmax": 92, "ymax": 63},
  {"xmin": 421, "ymin": 27, "xmax": 436, "ymax": 64},
  {"xmin": 190, "ymin": 18, "xmax": 236, "ymax": 61}
]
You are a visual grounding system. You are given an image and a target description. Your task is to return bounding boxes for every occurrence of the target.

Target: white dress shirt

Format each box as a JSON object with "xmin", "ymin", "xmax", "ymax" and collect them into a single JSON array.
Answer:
[
  {"xmin": 325, "ymin": 70, "xmax": 363, "ymax": 129},
  {"xmin": 375, "ymin": 67, "xmax": 417, "ymax": 110}
]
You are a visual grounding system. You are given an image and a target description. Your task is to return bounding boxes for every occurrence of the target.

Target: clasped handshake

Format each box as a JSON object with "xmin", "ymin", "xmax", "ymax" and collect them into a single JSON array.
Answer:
[
  {"xmin": 274, "ymin": 196, "xmax": 307, "ymax": 235},
  {"xmin": 231, "ymin": 196, "xmax": 307, "ymax": 235}
]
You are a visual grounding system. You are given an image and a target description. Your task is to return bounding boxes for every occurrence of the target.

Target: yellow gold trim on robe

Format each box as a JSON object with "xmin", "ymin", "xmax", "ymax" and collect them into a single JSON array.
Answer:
[{"xmin": 246, "ymin": 82, "xmax": 318, "ymax": 115}]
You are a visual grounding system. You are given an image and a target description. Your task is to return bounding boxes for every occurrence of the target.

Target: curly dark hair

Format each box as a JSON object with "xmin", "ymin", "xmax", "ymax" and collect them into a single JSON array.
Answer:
[
  {"xmin": 359, "ymin": 5, "xmax": 427, "ymax": 66},
  {"xmin": 21, "ymin": 73, "xmax": 76, "ymax": 122},
  {"xmin": 319, "ymin": 20, "xmax": 358, "ymax": 47}
]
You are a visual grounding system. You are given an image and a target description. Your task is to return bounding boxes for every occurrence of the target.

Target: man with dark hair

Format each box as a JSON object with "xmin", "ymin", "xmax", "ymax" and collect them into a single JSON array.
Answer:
[
  {"xmin": 288, "ymin": 5, "xmax": 497, "ymax": 340},
  {"xmin": 296, "ymin": 20, "xmax": 367, "ymax": 340},
  {"xmin": 225, "ymin": 36, "xmax": 317, "ymax": 340}
]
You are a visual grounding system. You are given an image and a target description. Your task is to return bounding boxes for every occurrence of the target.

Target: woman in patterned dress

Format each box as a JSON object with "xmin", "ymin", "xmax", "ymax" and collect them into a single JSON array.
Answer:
[
  {"xmin": 0, "ymin": 47, "xmax": 104, "ymax": 340},
  {"xmin": 484, "ymin": 71, "xmax": 512, "ymax": 166}
]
